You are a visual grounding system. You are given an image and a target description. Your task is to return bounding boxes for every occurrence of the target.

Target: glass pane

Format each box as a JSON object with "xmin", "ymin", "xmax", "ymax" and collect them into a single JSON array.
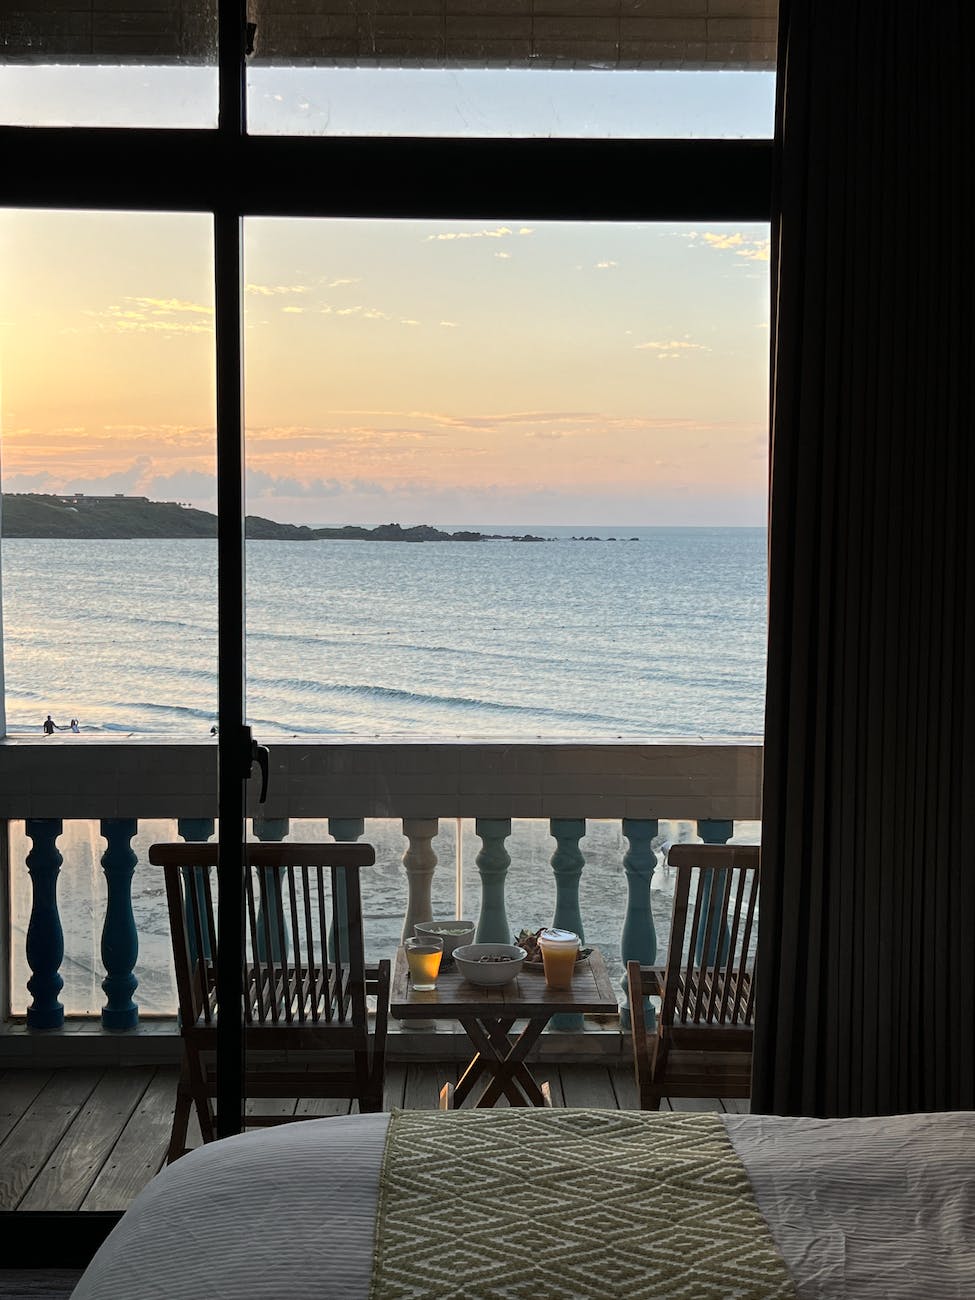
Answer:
[
  {"xmin": 0, "ymin": 209, "xmax": 218, "ymax": 736},
  {"xmin": 0, "ymin": 2, "xmax": 217, "ymax": 126},
  {"xmin": 249, "ymin": 67, "xmax": 775, "ymax": 138},
  {"xmin": 246, "ymin": 0, "xmax": 776, "ymax": 137},
  {"xmin": 242, "ymin": 217, "xmax": 769, "ymax": 740}
]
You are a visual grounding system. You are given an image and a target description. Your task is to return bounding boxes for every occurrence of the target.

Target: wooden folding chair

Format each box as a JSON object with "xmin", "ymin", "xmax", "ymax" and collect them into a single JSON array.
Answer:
[
  {"xmin": 150, "ymin": 840, "xmax": 390, "ymax": 1162},
  {"xmin": 627, "ymin": 844, "xmax": 759, "ymax": 1110}
]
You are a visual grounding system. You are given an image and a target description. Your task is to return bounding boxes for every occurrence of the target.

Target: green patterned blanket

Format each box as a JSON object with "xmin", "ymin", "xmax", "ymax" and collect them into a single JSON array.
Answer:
[{"xmin": 369, "ymin": 1108, "xmax": 796, "ymax": 1300}]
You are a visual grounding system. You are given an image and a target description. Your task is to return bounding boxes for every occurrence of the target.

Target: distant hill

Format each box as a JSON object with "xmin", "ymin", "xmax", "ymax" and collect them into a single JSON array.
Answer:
[{"xmin": 0, "ymin": 494, "xmax": 545, "ymax": 543}]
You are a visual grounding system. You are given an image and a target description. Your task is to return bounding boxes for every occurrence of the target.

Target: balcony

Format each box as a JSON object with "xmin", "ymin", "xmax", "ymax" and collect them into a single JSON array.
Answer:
[{"xmin": 0, "ymin": 736, "xmax": 759, "ymax": 1211}]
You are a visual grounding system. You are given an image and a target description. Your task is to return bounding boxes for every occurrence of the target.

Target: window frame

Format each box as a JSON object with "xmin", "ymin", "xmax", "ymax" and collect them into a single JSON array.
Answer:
[{"xmin": 0, "ymin": 0, "xmax": 772, "ymax": 1263}]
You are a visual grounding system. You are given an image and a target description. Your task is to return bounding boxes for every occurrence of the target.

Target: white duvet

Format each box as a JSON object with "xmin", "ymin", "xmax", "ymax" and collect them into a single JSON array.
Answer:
[{"xmin": 72, "ymin": 1110, "xmax": 975, "ymax": 1299}]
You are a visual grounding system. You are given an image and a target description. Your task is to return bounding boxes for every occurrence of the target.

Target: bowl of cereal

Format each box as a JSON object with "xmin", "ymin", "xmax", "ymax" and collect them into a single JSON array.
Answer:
[{"xmin": 452, "ymin": 943, "xmax": 527, "ymax": 987}]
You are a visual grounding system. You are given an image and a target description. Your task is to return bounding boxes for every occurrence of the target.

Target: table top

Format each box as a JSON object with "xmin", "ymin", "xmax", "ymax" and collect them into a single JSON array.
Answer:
[{"xmin": 390, "ymin": 945, "xmax": 619, "ymax": 1019}]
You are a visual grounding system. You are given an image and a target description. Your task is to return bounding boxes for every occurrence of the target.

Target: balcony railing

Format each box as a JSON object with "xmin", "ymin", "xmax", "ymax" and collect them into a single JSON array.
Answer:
[{"xmin": 0, "ymin": 738, "xmax": 761, "ymax": 1037}]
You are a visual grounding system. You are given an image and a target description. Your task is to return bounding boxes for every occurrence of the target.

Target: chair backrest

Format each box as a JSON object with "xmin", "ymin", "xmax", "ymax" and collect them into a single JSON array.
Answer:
[
  {"xmin": 148, "ymin": 841, "xmax": 376, "ymax": 1035},
  {"xmin": 660, "ymin": 843, "xmax": 760, "ymax": 1039}
]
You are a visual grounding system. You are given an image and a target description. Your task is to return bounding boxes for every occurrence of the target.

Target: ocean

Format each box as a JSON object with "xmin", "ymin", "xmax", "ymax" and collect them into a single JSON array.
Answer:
[
  {"xmin": 3, "ymin": 527, "xmax": 766, "ymax": 1014},
  {"xmin": 2, "ymin": 526, "xmax": 766, "ymax": 739}
]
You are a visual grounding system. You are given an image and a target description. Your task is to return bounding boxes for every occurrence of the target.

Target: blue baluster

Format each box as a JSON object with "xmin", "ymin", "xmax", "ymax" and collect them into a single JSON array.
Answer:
[
  {"xmin": 25, "ymin": 819, "xmax": 65, "ymax": 1029},
  {"xmin": 620, "ymin": 818, "xmax": 659, "ymax": 1031},
  {"xmin": 695, "ymin": 818, "xmax": 733, "ymax": 966},
  {"xmin": 474, "ymin": 818, "xmax": 512, "ymax": 944},
  {"xmin": 176, "ymin": 817, "xmax": 215, "ymax": 963},
  {"xmin": 550, "ymin": 818, "xmax": 586, "ymax": 1031},
  {"xmin": 253, "ymin": 817, "xmax": 289, "ymax": 962},
  {"xmin": 99, "ymin": 818, "xmax": 139, "ymax": 1031},
  {"xmin": 329, "ymin": 817, "xmax": 365, "ymax": 962}
]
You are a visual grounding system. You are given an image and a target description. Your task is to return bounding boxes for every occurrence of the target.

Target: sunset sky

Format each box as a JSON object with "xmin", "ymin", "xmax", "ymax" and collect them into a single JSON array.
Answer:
[{"xmin": 0, "ymin": 73, "xmax": 772, "ymax": 528}]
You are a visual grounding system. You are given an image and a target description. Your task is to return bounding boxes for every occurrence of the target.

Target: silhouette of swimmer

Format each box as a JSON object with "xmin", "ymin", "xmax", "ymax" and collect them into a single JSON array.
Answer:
[
  {"xmin": 42, "ymin": 715, "xmax": 60, "ymax": 735},
  {"xmin": 69, "ymin": 719, "xmax": 80, "ymax": 733}
]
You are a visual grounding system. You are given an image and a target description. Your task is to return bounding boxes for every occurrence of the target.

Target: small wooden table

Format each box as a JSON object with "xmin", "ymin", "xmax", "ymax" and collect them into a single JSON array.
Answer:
[{"xmin": 390, "ymin": 946, "xmax": 619, "ymax": 1107}]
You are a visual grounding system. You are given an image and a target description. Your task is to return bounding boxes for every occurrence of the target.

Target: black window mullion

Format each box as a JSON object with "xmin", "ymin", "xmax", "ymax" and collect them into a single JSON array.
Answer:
[{"xmin": 213, "ymin": 0, "xmax": 248, "ymax": 1142}]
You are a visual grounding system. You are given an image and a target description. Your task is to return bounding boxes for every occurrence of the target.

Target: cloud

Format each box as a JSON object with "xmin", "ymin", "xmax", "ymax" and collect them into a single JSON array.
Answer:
[
  {"xmin": 635, "ymin": 339, "xmax": 709, "ymax": 359},
  {"xmin": 425, "ymin": 226, "xmax": 534, "ymax": 242},
  {"xmin": 281, "ymin": 306, "xmax": 305, "ymax": 314},
  {"xmin": 126, "ymin": 297, "xmax": 212, "ymax": 316},
  {"xmin": 84, "ymin": 297, "xmax": 214, "ymax": 335},
  {"xmin": 439, "ymin": 321, "xmax": 459, "ymax": 328},
  {"xmin": 495, "ymin": 251, "xmax": 511, "ymax": 260},
  {"xmin": 325, "ymin": 277, "xmax": 360, "ymax": 288},
  {"xmin": 595, "ymin": 260, "xmax": 618, "ymax": 269},
  {"xmin": 701, "ymin": 232, "xmax": 745, "ymax": 250},
  {"xmin": 686, "ymin": 231, "xmax": 771, "ymax": 262},
  {"xmin": 246, "ymin": 283, "xmax": 311, "ymax": 296}
]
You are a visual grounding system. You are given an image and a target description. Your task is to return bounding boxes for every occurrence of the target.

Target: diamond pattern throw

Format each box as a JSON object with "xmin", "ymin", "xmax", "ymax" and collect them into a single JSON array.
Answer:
[{"xmin": 369, "ymin": 1108, "xmax": 796, "ymax": 1299}]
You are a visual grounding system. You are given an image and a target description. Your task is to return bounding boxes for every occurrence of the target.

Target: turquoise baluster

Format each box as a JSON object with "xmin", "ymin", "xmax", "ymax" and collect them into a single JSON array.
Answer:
[
  {"xmin": 253, "ymin": 817, "xmax": 289, "ymax": 962},
  {"xmin": 474, "ymin": 818, "xmax": 512, "ymax": 944},
  {"xmin": 695, "ymin": 818, "xmax": 733, "ymax": 967},
  {"xmin": 549, "ymin": 818, "xmax": 586, "ymax": 1031},
  {"xmin": 25, "ymin": 818, "xmax": 65, "ymax": 1029},
  {"xmin": 620, "ymin": 818, "xmax": 658, "ymax": 1031},
  {"xmin": 99, "ymin": 818, "xmax": 139, "ymax": 1030},
  {"xmin": 177, "ymin": 817, "xmax": 215, "ymax": 963},
  {"xmin": 328, "ymin": 817, "xmax": 365, "ymax": 964}
]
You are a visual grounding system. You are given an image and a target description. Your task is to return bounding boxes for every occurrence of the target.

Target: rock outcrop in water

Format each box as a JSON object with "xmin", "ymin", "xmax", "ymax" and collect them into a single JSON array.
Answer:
[{"xmin": 0, "ymin": 493, "xmax": 546, "ymax": 543}]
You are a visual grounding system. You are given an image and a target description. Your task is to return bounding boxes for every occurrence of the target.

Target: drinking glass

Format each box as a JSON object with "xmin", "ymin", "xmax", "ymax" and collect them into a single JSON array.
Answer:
[{"xmin": 405, "ymin": 935, "xmax": 443, "ymax": 991}]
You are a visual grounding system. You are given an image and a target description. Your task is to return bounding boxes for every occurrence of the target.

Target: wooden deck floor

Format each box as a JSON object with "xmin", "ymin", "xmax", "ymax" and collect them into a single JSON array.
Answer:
[{"xmin": 0, "ymin": 1064, "xmax": 749, "ymax": 1213}]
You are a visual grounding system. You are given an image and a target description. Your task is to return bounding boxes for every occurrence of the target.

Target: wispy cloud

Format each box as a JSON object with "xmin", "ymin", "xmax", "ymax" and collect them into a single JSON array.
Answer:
[
  {"xmin": 595, "ymin": 260, "xmax": 618, "ymax": 269},
  {"xmin": 686, "ymin": 231, "xmax": 771, "ymax": 262},
  {"xmin": 635, "ymin": 339, "xmax": 709, "ymax": 360},
  {"xmin": 425, "ymin": 226, "xmax": 535, "ymax": 242},
  {"xmin": 246, "ymin": 283, "xmax": 311, "ymax": 296}
]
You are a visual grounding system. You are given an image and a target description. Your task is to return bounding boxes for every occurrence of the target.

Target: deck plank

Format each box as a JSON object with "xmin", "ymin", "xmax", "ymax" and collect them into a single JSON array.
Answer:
[
  {"xmin": 667, "ymin": 1095, "xmax": 725, "ymax": 1112},
  {"xmin": 82, "ymin": 1067, "xmax": 178, "ymax": 1210},
  {"xmin": 609, "ymin": 1064, "xmax": 640, "ymax": 1111},
  {"xmin": 558, "ymin": 1064, "xmax": 619, "ymax": 1110},
  {"xmin": 404, "ymin": 1063, "xmax": 453, "ymax": 1111},
  {"xmin": 0, "ymin": 1070, "xmax": 102, "ymax": 1209},
  {"xmin": 721, "ymin": 1097, "xmax": 751, "ymax": 1114},
  {"xmin": 0, "ymin": 1071, "xmax": 54, "ymax": 1146},
  {"xmin": 20, "ymin": 1068, "xmax": 154, "ymax": 1211},
  {"xmin": 382, "ymin": 1063, "xmax": 407, "ymax": 1111}
]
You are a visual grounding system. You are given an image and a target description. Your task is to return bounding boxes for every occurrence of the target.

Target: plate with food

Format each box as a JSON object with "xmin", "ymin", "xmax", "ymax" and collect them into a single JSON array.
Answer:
[{"xmin": 515, "ymin": 928, "xmax": 592, "ymax": 970}]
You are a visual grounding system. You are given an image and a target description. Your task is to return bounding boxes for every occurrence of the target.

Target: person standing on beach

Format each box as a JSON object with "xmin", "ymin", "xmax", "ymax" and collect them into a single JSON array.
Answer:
[{"xmin": 42, "ymin": 715, "xmax": 59, "ymax": 735}]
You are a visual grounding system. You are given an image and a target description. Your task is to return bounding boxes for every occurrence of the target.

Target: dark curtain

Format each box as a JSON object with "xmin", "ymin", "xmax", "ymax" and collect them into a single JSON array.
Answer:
[{"xmin": 755, "ymin": 0, "xmax": 975, "ymax": 1115}]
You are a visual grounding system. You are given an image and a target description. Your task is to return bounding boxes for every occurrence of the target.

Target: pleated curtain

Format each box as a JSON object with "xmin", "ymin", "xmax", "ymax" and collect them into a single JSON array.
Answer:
[{"xmin": 755, "ymin": 0, "xmax": 975, "ymax": 1115}]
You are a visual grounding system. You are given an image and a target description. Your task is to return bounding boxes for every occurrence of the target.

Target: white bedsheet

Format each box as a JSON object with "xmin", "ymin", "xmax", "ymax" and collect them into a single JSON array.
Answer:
[{"xmin": 73, "ymin": 1110, "xmax": 975, "ymax": 1299}]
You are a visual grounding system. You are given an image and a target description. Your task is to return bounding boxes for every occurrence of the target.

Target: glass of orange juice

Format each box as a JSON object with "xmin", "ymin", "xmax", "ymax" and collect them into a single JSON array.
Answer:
[
  {"xmin": 539, "ymin": 928, "xmax": 580, "ymax": 990},
  {"xmin": 405, "ymin": 935, "xmax": 443, "ymax": 991}
]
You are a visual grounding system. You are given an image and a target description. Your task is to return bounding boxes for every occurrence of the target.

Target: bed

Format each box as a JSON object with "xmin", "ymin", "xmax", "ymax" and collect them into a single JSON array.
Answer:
[{"xmin": 71, "ymin": 1107, "xmax": 975, "ymax": 1299}]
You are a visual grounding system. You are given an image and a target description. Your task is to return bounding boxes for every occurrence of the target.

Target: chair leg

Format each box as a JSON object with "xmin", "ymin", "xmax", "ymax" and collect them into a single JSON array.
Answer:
[
  {"xmin": 439, "ymin": 1082, "xmax": 456, "ymax": 1110},
  {"xmin": 167, "ymin": 1060, "xmax": 193, "ymax": 1163},
  {"xmin": 540, "ymin": 1081, "xmax": 554, "ymax": 1108}
]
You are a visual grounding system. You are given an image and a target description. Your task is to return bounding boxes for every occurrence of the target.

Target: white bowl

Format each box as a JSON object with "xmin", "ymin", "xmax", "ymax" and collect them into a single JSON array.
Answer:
[
  {"xmin": 413, "ymin": 920, "xmax": 476, "ymax": 962},
  {"xmin": 453, "ymin": 943, "xmax": 527, "ymax": 987}
]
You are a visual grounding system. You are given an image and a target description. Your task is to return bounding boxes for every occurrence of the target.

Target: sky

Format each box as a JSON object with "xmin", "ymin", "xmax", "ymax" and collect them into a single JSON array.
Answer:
[{"xmin": 0, "ymin": 70, "xmax": 773, "ymax": 528}]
